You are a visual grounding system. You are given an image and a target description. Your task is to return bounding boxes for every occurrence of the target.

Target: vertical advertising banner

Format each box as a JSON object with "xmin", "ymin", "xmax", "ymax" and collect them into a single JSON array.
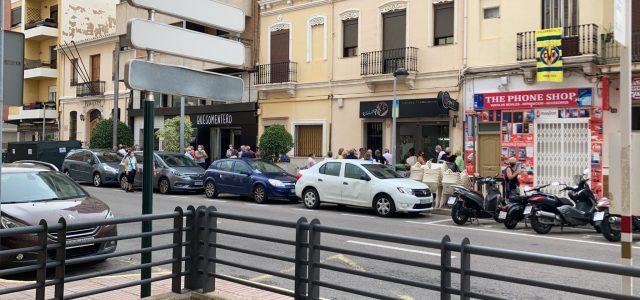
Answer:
[{"xmin": 536, "ymin": 28, "xmax": 563, "ymax": 82}]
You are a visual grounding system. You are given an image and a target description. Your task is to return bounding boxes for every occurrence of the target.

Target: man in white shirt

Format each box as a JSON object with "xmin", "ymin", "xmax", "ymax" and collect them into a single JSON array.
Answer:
[
  {"xmin": 436, "ymin": 145, "xmax": 446, "ymax": 163},
  {"xmin": 117, "ymin": 144, "xmax": 127, "ymax": 156},
  {"xmin": 383, "ymin": 149, "xmax": 392, "ymax": 163}
]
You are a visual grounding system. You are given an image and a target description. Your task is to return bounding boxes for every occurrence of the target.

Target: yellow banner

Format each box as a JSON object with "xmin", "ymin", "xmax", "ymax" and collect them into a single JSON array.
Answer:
[{"xmin": 536, "ymin": 27, "xmax": 563, "ymax": 82}]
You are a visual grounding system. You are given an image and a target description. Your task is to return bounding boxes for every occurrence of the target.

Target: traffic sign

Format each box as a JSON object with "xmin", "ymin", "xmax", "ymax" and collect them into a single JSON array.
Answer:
[
  {"xmin": 127, "ymin": 19, "xmax": 245, "ymax": 66},
  {"xmin": 124, "ymin": 59, "xmax": 244, "ymax": 101},
  {"xmin": 127, "ymin": 0, "xmax": 245, "ymax": 33}
]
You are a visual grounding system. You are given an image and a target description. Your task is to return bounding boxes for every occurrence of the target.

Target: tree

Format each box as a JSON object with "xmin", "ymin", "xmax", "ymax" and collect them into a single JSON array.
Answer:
[
  {"xmin": 259, "ymin": 125, "xmax": 293, "ymax": 162},
  {"xmin": 156, "ymin": 116, "xmax": 194, "ymax": 153},
  {"xmin": 89, "ymin": 118, "xmax": 133, "ymax": 149}
]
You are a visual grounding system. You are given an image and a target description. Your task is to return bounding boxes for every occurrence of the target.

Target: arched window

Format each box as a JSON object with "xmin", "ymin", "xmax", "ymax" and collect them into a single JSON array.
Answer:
[{"xmin": 69, "ymin": 111, "xmax": 77, "ymax": 141}]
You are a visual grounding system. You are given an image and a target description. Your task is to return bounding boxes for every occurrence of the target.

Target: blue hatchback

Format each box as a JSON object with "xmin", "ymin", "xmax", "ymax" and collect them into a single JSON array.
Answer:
[{"xmin": 203, "ymin": 159, "xmax": 298, "ymax": 203}]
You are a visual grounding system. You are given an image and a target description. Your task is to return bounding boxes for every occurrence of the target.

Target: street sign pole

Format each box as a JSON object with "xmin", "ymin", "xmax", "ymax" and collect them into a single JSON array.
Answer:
[
  {"xmin": 618, "ymin": 0, "xmax": 634, "ymax": 295},
  {"xmin": 180, "ymin": 21, "xmax": 186, "ymax": 154},
  {"xmin": 391, "ymin": 77, "xmax": 398, "ymax": 166},
  {"xmin": 1, "ymin": 0, "xmax": 5, "ymax": 219},
  {"xmin": 140, "ymin": 9, "xmax": 155, "ymax": 298},
  {"xmin": 113, "ymin": 41, "xmax": 120, "ymax": 149}
]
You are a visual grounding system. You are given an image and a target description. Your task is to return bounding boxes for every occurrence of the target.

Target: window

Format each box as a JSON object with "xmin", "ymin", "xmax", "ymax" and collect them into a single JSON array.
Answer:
[
  {"xmin": 233, "ymin": 162, "xmax": 252, "ymax": 174},
  {"xmin": 342, "ymin": 19, "xmax": 358, "ymax": 57},
  {"xmin": 10, "ymin": 7, "xmax": 21, "ymax": 27},
  {"xmin": 633, "ymin": 106, "xmax": 640, "ymax": 131},
  {"xmin": 69, "ymin": 111, "xmax": 77, "ymax": 141},
  {"xmin": 434, "ymin": 2, "xmax": 454, "ymax": 45},
  {"xmin": 344, "ymin": 164, "xmax": 367, "ymax": 180},
  {"xmin": 542, "ymin": 0, "xmax": 578, "ymax": 29},
  {"xmin": 365, "ymin": 123, "xmax": 383, "ymax": 152},
  {"xmin": 295, "ymin": 125, "xmax": 322, "ymax": 157},
  {"xmin": 70, "ymin": 59, "xmax": 78, "ymax": 85},
  {"xmin": 483, "ymin": 7, "xmax": 500, "ymax": 19},
  {"xmin": 319, "ymin": 162, "xmax": 341, "ymax": 177},
  {"xmin": 218, "ymin": 160, "xmax": 234, "ymax": 172},
  {"xmin": 1, "ymin": 172, "xmax": 87, "ymax": 203}
]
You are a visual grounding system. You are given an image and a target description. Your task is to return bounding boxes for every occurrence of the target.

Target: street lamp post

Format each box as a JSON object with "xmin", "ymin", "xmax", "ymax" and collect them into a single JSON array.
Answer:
[{"xmin": 391, "ymin": 68, "xmax": 409, "ymax": 167}]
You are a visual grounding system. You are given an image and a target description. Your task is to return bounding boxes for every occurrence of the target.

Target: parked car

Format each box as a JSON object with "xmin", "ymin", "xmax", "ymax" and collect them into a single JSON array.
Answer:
[
  {"xmin": 0, "ymin": 161, "xmax": 117, "ymax": 267},
  {"xmin": 203, "ymin": 159, "xmax": 298, "ymax": 203},
  {"xmin": 295, "ymin": 160, "xmax": 434, "ymax": 217},
  {"xmin": 118, "ymin": 151, "xmax": 205, "ymax": 194},
  {"xmin": 62, "ymin": 149, "xmax": 121, "ymax": 187}
]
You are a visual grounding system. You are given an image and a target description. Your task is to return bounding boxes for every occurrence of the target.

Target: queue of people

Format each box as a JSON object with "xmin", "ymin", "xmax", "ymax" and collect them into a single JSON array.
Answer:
[{"xmin": 402, "ymin": 145, "xmax": 465, "ymax": 173}]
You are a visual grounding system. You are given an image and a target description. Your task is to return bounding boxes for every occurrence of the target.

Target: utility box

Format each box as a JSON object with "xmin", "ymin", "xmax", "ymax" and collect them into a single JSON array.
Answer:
[{"xmin": 6, "ymin": 141, "xmax": 82, "ymax": 170}]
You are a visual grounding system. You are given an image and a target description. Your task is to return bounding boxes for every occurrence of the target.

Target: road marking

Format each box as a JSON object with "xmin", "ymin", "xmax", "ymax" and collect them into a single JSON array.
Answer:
[
  {"xmin": 340, "ymin": 213, "xmax": 375, "ymax": 219},
  {"xmin": 405, "ymin": 219, "xmax": 451, "ymax": 225},
  {"xmin": 347, "ymin": 240, "xmax": 444, "ymax": 257},
  {"xmin": 208, "ymin": 199, "xmax": 228, "ymax": 203},
  {"xmin": 245, "ymin": 203, "xmax": 265, "ymax": 207},
  {"xmin": 293, "ymin": 208, "xmax": 310, "ymax": 211},
  {"xmin": 426, "ymin": 223, "xmax": 640, "ymax": 248},
  {"xmin": 169, "ymin": 195, "xmax": 189, "ymax": 199}
]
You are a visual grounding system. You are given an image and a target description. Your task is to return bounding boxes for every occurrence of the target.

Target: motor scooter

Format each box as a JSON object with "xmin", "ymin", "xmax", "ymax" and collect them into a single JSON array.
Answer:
[
  {"xmin": 449, "ymin": 176, "xmax": 506, "ymax": 225},
  {"xmin": 593, "ymin": 198, "xmax": 640, "ymax": 242},
  {"xmin": 498, "ymin": 184, "xmax": 552, "ymax": 229}
]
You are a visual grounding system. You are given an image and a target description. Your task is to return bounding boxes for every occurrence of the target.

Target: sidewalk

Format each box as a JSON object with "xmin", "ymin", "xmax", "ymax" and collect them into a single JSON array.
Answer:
[{"xmin": 0, "ymin": 272, "xmax": 292, "ymax": 300}]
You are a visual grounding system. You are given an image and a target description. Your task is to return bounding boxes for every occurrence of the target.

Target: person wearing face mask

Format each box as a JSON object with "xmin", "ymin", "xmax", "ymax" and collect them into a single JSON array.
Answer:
[
  {"xmin": 195, "ymin": 145, "xmax": 208, "ymax": 169},
  {"xmin": 226, "ymin": 144, "xmax": 234, "ymax": 158},
  {"xmin": 504, "ymin": 157, "xmax": 522, "ymax": 197},
  {"xmin": 124, "ymin": 148, "xmax": 137, "ymax": 192}
]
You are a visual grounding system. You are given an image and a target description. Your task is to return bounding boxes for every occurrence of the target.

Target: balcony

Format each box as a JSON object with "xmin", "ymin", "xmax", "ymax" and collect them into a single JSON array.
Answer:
[
  {"xmin": 8, "ymin": 103, "xmax": 57, "ymax": 122},
  {"xmin": 360, "ymin": 47, "xmax": 418, "ymax": 92},
  {"xmin": 76, "ymin": 81, "xmax": 106, "ymax": 98},
  {"xmin": 253, "ymin": 62, "xmax": 298, "ymax": 96},
  {"xmin": 24, "ymin": 18, "xmax": 58, "ymax": 41},
  {"xmin": 600, "ymin": 32, "xmax": 640, "ymax": 65},
  {"xmin": 24, "ymin": 59, "xmax": 57, "ymax": 80},
  {"xmin": 517, "ymin": 24, "xmax": 599, "ymax": 62}
]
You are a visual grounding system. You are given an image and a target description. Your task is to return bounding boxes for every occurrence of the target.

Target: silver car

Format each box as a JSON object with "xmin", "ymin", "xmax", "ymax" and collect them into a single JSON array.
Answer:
[
  {"xmin": 62, "ymin": 149, "xmax": 122, "ymax": 187},
  {"xmin": 118, "ymin": 151, "xmax": 206, "ymax": 194}
]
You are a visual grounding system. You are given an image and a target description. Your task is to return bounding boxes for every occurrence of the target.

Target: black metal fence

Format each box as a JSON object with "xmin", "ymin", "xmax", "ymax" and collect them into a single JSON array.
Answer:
[
  {"xmin": 361, "ymin": 47, "xmax": 418, "ymax": 76},
  {"xmin": 3, "ymin": 206, "xmax": 640, "ymax": 300},
  {"xmin": 24, "ymin": 59, "xmax": 56, "ymax": 70},
  {"xmin": 76, "ymin": 81, "xmax": 105, "ymax": 97},
  {"xmin": 517, "ymin": 24, "xmax": 599, "ymax": 61},
  {"xmin": 254, "ymin": 62, "xmax": 298, "ymax": 85},
  {"xmin": 600, "ymin": 31, "xmax": 640, "ymax": 64}
]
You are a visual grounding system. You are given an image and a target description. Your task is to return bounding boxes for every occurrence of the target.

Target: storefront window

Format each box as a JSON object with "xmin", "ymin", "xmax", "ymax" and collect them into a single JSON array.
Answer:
[
  {"xmin": 397, "ymin": 123, "xmax": 449, "ymax": 162},
  {"xmin": 365, "ymin": 123, "xmax": 383, "ymax": 152}
]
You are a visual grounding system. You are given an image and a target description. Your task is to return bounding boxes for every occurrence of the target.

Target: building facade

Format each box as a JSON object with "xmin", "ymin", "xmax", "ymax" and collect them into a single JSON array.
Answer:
[{"xmin": 255, "ymin": 0, "xmax": 464, "ymax": 163}]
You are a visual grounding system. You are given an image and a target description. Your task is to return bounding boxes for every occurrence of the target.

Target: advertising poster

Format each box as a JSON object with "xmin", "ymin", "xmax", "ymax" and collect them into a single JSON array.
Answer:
[
  {"xmin": 590, "ymin": 107, "xmax": 604, "ymax": 198},
  {"xmin": 500, "ymin": 110, "xmax": 535, "ymax": 188}
]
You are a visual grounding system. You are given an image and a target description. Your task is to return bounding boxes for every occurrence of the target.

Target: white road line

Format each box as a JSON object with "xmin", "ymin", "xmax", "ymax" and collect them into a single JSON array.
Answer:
[
  {"xmin": 427, "ymin": 223, "xmax": 640, "ymax": 248},
  {"xmin": 245, "ymin": 203, "xmax": 265, "ymax": 207},
  {"xmin": 208, "ymin": 199, "xmax": 228, "ymax": 203},
  {"xmin": 406, "ymin": 219, "xmax": 451, "ymax": 225},
  {"xmin": 340, "ymin": 213, "xmax": 375, "ymax": 219},
  {"xmin": 347, "ymin": 240, "xmax": 445, "ymax": 257},
  {"xmin": 169, "ymin": 195, "xmax": 189, "ymax": 199},
  {"xmin": 293, "ymin": 208, "xmax": 310, "ymax": 211}
]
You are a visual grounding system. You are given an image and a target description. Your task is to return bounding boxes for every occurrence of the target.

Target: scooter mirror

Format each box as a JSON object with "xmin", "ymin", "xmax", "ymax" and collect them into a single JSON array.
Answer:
[{"xmin": 583, "ymin": 169, "xmax": 590, "ymax": 176}]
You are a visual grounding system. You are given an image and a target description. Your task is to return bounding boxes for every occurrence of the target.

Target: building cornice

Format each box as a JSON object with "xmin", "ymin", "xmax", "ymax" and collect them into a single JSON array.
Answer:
[
  {"xmin": 260, "ymin": 0, "xmax": 332, "ymax": 17},
  {"xmin": 57, "ymin": 34, "xmax": 118, "ymax": 51}
]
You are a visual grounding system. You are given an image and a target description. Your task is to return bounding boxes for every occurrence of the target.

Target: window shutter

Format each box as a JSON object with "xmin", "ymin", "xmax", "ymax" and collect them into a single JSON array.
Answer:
[
  {"xmin": 296, "ymin": 125, "xmax": 322, "ymax": 157},
  {"xmin": 434, "ymin": 3, "xmax": 454, "ymax": 39},
  {"xmin": 343, "ymin": 19, "xmax": 358, "ymax": 48}
]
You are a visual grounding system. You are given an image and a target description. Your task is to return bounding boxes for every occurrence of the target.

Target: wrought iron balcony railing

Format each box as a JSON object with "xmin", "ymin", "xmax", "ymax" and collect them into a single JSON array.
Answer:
[
  {"xmin": 25, "ymin": 18, "xmax": 58, "ymax": 30},
  {"xmin": 24, "ymin": 59, "xmax": 57, "ymax": 70},
  {"xmin": 517, "ymin": 24, "xmax": 599, "ymax": 61},
  {"xmin": 253, "ymin": 62, "xmax": 298, "ymax": 85},
  {"xmin": 360, "ymin": 47, "xmax": 418, "ymax": 76},
  {"xmin": 600, "ymin": 32, "xmax": 640, "ymax": 64},
  {"xmin": 76, "ymin": 81, "xmax": 105, "ymax": 97}
]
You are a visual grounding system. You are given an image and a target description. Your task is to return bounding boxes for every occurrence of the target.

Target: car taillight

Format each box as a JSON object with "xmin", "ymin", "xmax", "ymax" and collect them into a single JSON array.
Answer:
[{"xmin": 295, "ymin": 173, "xmax": 302, "ymax": 180}]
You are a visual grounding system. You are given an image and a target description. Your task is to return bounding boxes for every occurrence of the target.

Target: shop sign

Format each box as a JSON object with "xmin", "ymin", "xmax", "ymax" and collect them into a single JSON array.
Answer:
[
  {"xmin": 473, "ymin": 88, "xmax": 592, "ymax": 110},
  {"xmin": 536, "ymin": 109, "xmax": 559, "ymax": 119},
  {"xmin": 632, "ymin": 77, "xmax": 640, "ymax": 101},
  {"xmin": 359, "ymin": 99, "xmax": 448, "ymax": 118},
  {"xmin": 196, "ymin": 114, "xmax": 233, "ymax": 126}
]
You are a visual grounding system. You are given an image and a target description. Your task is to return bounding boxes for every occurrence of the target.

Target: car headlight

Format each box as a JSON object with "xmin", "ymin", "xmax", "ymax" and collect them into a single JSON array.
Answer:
[
  {"xmin": 172, "ymin": 170, "xmax": 183, "ymax": 177},
  {"xmin": 105, "ymin": 166, "xmax": 117, "ymax": 173},
  {"xmin": 268, "ymin": 179, "xmax": 285, "ymax": 187},
  {"xmin": 397, "ymin": 187, "xmax": 414, "ymax": 194},
  {"xmin": 0, "ymin": 216, "xmax": 27, "ymax": 228},
  {"xmin": 105, "ymin": 211, "xmax": 115, "ymax": 219}
]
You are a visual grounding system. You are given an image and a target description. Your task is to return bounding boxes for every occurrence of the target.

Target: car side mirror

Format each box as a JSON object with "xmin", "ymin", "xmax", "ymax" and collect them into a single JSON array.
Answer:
[{"xmin": 361, "ymin": 175, "xmax": 371, "ymax": 181}]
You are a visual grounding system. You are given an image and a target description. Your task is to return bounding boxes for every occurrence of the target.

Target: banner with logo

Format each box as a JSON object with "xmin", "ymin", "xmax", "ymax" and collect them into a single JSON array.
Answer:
[
  {"xmin": 536, "ymin": 28, "xmax": 563, "ymax": 82},
  {"xmin": 473, "ymin": 88, "xmax": 592, "ymax": 110}
]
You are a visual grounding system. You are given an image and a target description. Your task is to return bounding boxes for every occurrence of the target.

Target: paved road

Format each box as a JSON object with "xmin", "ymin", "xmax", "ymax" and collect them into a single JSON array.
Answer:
[{"xmin": 76, "ymin": 185, "xmax": 640, "ymax": 299}]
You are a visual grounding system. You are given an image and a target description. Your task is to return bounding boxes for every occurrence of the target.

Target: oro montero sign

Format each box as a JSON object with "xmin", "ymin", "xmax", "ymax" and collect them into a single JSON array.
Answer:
[
  {"xmin": 632, "ymin": 77, "xmax": 640, "ymax": 102},
  {"xmin": 196, "ymin": 114, "xmax": 233, "ymax": 126},
  {"xmin": 473, "ymin": 88, "xmax": 592, "ymax": 110}
]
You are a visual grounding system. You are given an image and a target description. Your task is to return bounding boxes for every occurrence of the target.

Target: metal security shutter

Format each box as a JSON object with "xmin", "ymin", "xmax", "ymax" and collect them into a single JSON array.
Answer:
[
  {"xmin": 434, "ymin": 3, "xmax": 454, "ymax": 41},
  {"xmin": 296, "ymin": 125, "xmax": 322, "ymax": 157},
  {"xmin": 535, "ymin": 118, "xmax": 590, "ymax": 195},
  {"xmin": 343, "ymin": 19, "xmax": 358, "ymax": 57},
  {"xmin": 383, "ymin": 10, "xmax": 406, "ymax": 50}
]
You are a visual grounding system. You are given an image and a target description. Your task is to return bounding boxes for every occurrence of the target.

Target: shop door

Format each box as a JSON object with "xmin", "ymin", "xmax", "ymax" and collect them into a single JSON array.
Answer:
[
  {"xmin": 535, "ymin": 118, "xmax": 590, "ymax": 195},
  {"xmin": 477, "ymin": 133, "xmax": 501, "ymax": 177}
]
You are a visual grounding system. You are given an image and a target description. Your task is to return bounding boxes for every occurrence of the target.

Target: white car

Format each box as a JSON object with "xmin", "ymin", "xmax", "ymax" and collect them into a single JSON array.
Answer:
[{"xmin": 295, "ymin": 159, "xmax": 434, "ymax": 217}]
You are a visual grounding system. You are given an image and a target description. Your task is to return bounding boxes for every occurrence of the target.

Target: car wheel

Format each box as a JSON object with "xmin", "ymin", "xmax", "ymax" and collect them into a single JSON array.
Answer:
[
  {"xmin": 93, "ymin": 173, "xmax": 102, "ymax": 187},
  {"xmin": 120, "ymin": 175, "xmax": 128, "ymax": 191},
  {"xmin": 303, "ymin": 188, "xmax": 320, "ymax": 209},
  {"xmin": 159, "ymin": 178, "xmax": 171, "ymax": 194},
  {"xmin": 374, "ymin": 194, "xmax": 396, "ymax": 217},
  {"xmin": 253, "ymin": 185, "xmax": 268, "ymax": 204},
  {"xmin": 204, "ymin": 181, "xmax": 218, "ymax": 199}
]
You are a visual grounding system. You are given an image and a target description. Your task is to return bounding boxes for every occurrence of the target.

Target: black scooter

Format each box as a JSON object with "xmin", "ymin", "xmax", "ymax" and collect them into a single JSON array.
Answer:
[
  {"xmin": 498, "ymin": 184, "xmax": 552, "ymax": 229},
  {"xmin": 528, "ymin": 171, "xmax": 599, "ymax": 234},
  {"xmin": 449, "ymin": 177, "xmax": 506, "ymax": 225},
  {"xmin": 593, "ymin": 198, "xmax": 640, "ymax": 242}
]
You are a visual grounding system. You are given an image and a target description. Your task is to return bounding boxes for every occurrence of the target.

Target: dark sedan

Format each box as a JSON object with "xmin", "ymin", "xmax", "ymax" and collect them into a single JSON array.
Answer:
[
  {"xmin": 203, "ymin": 159, "xmax": 298, "ymax": 203},
  {"xmin": 0, "ymin": 162, "xmax": 117, "ymax": 267}
]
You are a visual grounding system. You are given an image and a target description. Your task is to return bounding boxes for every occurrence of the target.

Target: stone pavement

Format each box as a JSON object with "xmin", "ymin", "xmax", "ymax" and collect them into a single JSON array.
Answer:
[{"xmin": 0, "ymin": 271, "xmax": 292, "ymax": 300}]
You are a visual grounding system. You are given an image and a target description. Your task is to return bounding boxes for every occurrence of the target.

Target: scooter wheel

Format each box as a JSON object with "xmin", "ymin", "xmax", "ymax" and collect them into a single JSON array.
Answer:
[
  {"xmin": 503, "ymin": 216, "xmax": 519, "ymax": 229},
  {"xmin": 600, "ymin": 218, "xmax": 621, "ymax": 242},
  {"xmin": 451, "ymin": 202, "xmax": 469, "ymax": 225},
  {"xmin": 493, "ymin": 208, "xmax": 503, "ymax": 223},
  {"xmin": 530, "ymin": 216, "xmax": 553, "ymax": 234}
]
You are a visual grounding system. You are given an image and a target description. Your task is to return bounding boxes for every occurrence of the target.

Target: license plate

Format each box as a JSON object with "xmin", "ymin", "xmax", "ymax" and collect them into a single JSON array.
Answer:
[
  {"xmin": 420, "ymin": 198, "xmax": 429, "ymax": 204},
  {"xmin": 447, "ymin": 196, "xmax": 456, "ymax": 205},
  {"xmin": 498, "ymin": 211, "xmax": 507, "ymax": 220},
  {"xmin": 524, "ymin": 205, "xmax": 532, "ymax": 215},
  {"xmin": 194, "ymin": 180, "xmax": 203, "ymax": 186},
  {"xmin": 593, "ymin": 211, "xmax": 605, "ymax": 221}
]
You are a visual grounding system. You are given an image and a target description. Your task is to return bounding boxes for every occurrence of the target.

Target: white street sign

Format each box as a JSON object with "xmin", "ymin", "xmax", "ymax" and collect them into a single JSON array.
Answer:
[
  {"xmin": 127, "ymin": 0, "xmax": 244, "ymax": 33},
  {"xmin": 125, "ymin": 59, "xmax": 244, "ymax": 101},
  {"xmin": 127, "ymin": 19, "xmax": 245, "ymax": 66},
  {"xmin": 614, "ymin": 0, "xmax": 627, "ymax": 46}
]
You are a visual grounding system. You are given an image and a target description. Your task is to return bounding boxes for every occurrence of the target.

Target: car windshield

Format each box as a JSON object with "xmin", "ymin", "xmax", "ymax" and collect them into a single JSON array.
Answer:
[
  {"xmin": 159, "ymin": 154, "xmax": 198, "ymax": 167},
  {"xmin": 362, "ymin": 164, "xmax": 403, "ymax": 179},
  {"xmin": 1, "ymin": 171, "xmax": 88, "ymax": 203},
  {"xmin": 248, "ymin": 160, "xmax": 287, "ymax": 174},
  {"xmin": 96, "ymin": 152, "xmax": 121, "ymax": 163}
]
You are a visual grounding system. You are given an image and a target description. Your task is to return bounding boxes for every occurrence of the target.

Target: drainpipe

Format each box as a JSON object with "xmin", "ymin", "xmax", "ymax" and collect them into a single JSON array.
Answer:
[{"xmin": 462, "ymin": 0, "xmax": 468, "ymax": 69}]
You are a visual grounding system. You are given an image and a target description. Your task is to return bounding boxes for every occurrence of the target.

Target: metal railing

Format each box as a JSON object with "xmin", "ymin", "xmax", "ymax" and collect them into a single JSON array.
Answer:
[
  {"xmin": 253, "ymin": 62, "xmax": 298, "ymax": 85},
  {"xmin": 76, "ymin": 81, "xmax": 105, "ymax": 97},
  {"xmin": 3, "ymin": 206, "xmax": 640, "ymax": 300},
  {"xmin": 517, "ymin": 24, "xmax": 599, "ymax": 61},
  {"xmin": 25, "ymin": 18, "xmax": 58, "ymax": 30},
  {"xmin": 24, "ymin": 59, "xmax": 56, "ymax": 70},
  {"xmin": 600, "ymin": 31, "xmax": 640, "ymax": 64},
  {"xmin": 361, "ymin": 47, "xmax": 418, "ymax": 76}
]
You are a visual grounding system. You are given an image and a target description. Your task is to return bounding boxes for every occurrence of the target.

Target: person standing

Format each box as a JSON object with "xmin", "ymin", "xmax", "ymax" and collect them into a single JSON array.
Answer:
[
  {"xmin": 435, "ymin": 145, "xmax": 446, "ymax": 163},
  {"xmin": 337, "ymin": 148, "xmax": 345, "ymax": 159},
  {"xmin": 373, "ymin": 150, "xmax": 387, "ymax": 165},
  {"xmin": 345, "ymin": 149, "xmax": 358, "ymax": 159},
  {"xmin": 306, "ymin": 153, "xmax": 316, "ymax": 168},
  {"xmin": 124, "ymin": 149, "xmax": 137, "ymax": 192},
  {"xmin": 118, "ymin": 144, "xmax": 127, "ymax": 156},
  {"xmin": 454, "ymin": 150, "xmax": 466, "ymax": 174},
  {"xmin": 243, "ymin": 146, "xmax": 256, "ymax": 158},
  {"xmin": 325, "ymin": 151, "xmax": 333, "ymax": 160},
  {"xmin": 195, "ymin": 145, "xmax": 208, "ymax": 169},
  {"xmin": 184, "ymin": 146, "xmax": 194, "ymax": 160},
  {"xmin": 504, "ymin": 157, "xmax": 522, "ymax": 197},
  {"xmin": 226, "ymin": 144, "xmax": 234, "ymax": 158},
  {"xmin": 383, "ymin": 149, "xmax": 392, "ymax": 163},
  {"xmin": 405, "ymin": 148, "xmax": 417, "ymax": 166}
]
